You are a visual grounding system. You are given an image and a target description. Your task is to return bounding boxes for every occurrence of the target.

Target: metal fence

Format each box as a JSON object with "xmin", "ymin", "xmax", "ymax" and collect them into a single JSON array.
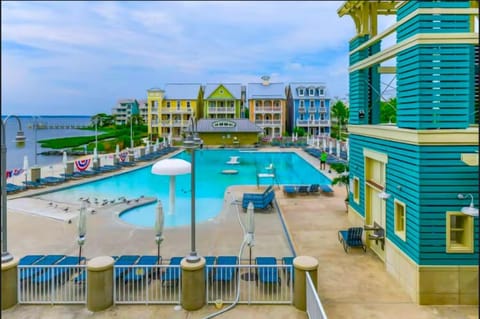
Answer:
[
  {"xmin": 114, "ymin": 264, "xmax": 181, "ymax": 304},
  {"xmin": 306, "ymin": 272, "xmax": 328, "ymax": 319},
  {"xmin": 206, "ymin": 264, "xmax": 293, "ymax": 305},
  {"xmin": 18, "ymin": 265, "xmax": 87, "ymax": 304}
]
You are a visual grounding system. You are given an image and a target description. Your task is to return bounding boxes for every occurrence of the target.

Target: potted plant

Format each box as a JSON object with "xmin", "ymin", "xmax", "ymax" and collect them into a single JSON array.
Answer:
[{"xmin": 330, "ymin": 162, "xmax": 350, "ymax": 211}]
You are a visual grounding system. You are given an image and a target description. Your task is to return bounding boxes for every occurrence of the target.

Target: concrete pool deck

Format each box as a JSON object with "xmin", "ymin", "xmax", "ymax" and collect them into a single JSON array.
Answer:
[{"xmin": 2, "ymin": 147, "xmax": 478, "ymax": 319}]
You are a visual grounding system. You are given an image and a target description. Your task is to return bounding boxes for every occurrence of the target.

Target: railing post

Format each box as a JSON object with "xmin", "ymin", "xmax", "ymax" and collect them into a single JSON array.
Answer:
[
  {"xmin": 181, "ymin": 256, "xmax": 205, "ymax": 310},
  {"xmin": 1, "ymin": 258, "xmax": 18, "ymax": 309},
  {"xmin": 293, "ymin": 256, "xmax": 318, "ymax": 311},
  {"xmin": 87, "ymin": 256, "xmax": 114, "ymax": 311}
]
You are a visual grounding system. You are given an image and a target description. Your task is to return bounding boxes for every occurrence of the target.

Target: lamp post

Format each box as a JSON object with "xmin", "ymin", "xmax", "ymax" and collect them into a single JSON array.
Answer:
[
  {"xmin": 32, "ymin": 116, "xmax": 41, "ymax": 166},
  {"xmin": 183, "ymin": 116, "xmax": 203, "ymax": 263},
  {"xmin": 1, "ymin": 115, "xmax": 26, "ymax": 263}
]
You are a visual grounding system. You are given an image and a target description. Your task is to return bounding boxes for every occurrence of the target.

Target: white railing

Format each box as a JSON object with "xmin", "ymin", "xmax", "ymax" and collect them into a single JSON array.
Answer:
[
  {"xmin": 114, "ymin": 264, "xmax": 181, "ymax": 304},
  {"xmin": 206, "ymin": 264, "xmax": 293, "ymax": 305},
  {"xmin": 18, "ymin": 265, "xmax": 87, "ymax": 304},
  {"xmin": 306, "ymin": 272, "xmax": 328, "ymax": 319}
]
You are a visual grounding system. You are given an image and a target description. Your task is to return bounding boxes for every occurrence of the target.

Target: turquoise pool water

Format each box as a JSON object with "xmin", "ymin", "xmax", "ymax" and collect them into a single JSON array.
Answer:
[{"xmin": 39, "ymin": 149, "xmax": 330, "ymax": 228}]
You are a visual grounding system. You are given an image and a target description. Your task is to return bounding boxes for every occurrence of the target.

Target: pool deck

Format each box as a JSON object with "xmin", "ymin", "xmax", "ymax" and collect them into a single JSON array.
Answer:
[{"xmin": 2, "ymin": 147, "xmax": 478, "ymax": 319}]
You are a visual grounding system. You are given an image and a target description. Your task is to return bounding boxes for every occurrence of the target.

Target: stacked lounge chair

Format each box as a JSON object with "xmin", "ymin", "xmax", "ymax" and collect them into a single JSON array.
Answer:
[
  {"xmin": 32, "ymin": 256, "xmax": 85, "ymax": 284},
  {"xmin": 162, "ymin": 256, "xmax": 183, "ymax": 286},
  {"xmin": 213, "ymin": 256, "xmax": 239, "ymax": 283},
  {"xmin": 256, "ymin": 257, "xmax": 280, "ymax": 286},
  {"xmin": 123, "ymin": 255, "xmax": 159, "ymax": 283}
]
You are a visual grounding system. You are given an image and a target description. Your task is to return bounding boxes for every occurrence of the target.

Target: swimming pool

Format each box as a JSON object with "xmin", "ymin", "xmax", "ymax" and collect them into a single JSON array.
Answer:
[{"xmin": 38, "ymin": 149, "xmax": 330, "ymax": 228}]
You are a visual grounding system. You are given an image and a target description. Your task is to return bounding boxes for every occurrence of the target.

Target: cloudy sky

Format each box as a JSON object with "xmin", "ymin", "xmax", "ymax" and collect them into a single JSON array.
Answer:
[{"xmin": 2, "ymin": 1, "xmax": 395, "ymax": 116}]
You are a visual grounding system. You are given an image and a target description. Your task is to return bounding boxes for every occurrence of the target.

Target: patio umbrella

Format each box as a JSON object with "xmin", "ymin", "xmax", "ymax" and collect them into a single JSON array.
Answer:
[
  {"xmin": 62, "ymin": 151, "xmax": 68, "ymax": 169},
  {"xmin": 322, "ymin": 138, "xmax": 326, "ymax": 150},
  {"xmin": 154, "ymin": 200, "xmax": 164, "ymax": 264},
  {"xmin": 163, "ymin": 137, "xmax": 167, "ymax": 148},
  {"xmin": 115, "ymin": 144, "xmax": 120, "ymax": 161},
  {"xmin": 329, "ymin": 140, "xmax": 333, "ymax": 154},
  {"xmin": 145, "ymin": 140, "xmax": 150, "ymax": 155},
  {"xmin": 23, "ymin": 155, "xmax": 29, "ymax": 188},
  {"xmin": 93, "ymin": 147, "xmax": 98, "ymax": 164},
  {"xmin": 243, "ymin": 201, "xmax": 256, "ymax": 281},
  {"xmin": 77, "ymin": 201, "xmax": 87, "ymax": 264}
]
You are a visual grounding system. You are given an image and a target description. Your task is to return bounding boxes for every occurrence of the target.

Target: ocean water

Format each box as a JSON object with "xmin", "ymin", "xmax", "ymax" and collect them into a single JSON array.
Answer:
[{"xmin": 2, "ymin": 115, "xmax": 93, "ymax": 170}]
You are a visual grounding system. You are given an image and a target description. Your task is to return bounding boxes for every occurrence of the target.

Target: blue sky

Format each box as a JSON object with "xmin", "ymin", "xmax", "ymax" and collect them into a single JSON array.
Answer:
[{"xmin": 2, "ymin": 1, "xmax": 395, "ymax": 116}]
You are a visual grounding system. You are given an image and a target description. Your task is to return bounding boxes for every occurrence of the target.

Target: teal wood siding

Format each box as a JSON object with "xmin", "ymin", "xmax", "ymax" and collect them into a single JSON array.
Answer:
[
  {"xmin": 397, "ymin": 44, "xmax": 474, "ymax": 129},
  {"xmin": 397, "ymin": 0, "xmax": 471, "ymax": 21},
  {"xmin": 397, "ymin": 15, "xmax": 470, "ymax": 42},
  {"xmin": 349, "ymin": 134, "xmax": 478, "ymax": 265},
  {"xmin": 349, "ymin": 35, "xmax": 370, "ymax": 125}
]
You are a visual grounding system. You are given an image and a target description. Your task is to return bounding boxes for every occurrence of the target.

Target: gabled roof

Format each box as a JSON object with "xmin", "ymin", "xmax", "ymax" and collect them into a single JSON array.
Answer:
[
  {"xmin": 204, "ymin": 83, "xmax": 242, "ymax": 99},
  {"xmin": 247, "ymin": 82, "xmax": 286, "ymax": 99},
  {"xmin": 196, "ymin": 119, "xmax": 262, "ymax": 133},
  {"xmin": 289, "ymin": 82, "xmax": 327, "ymax": 99},
  {"xmin": 164, "ymin": 83, "xmax": 201, "ymax": 100}
]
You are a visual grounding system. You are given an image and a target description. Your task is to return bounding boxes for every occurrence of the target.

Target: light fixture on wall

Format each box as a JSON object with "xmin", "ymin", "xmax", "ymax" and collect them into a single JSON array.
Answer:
[
  {"xmin": 457, "ymin": 194, "xmax": 479, "ymax": 217},
  {"xmin": 378, "ymin": 191, "xmax": 391, "ymax": 200}
]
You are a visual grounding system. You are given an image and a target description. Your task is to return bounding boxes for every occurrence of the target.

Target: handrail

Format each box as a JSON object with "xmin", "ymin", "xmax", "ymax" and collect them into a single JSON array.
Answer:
[{"xmin": 306, "ymin": 272, "xmax": 328, "ymax": 319}]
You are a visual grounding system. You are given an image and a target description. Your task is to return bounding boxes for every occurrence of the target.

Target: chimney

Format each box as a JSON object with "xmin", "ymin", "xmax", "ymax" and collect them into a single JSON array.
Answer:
[{"xmin": 261, "ymin": 75, "xmax": 270, "ymax": 86}]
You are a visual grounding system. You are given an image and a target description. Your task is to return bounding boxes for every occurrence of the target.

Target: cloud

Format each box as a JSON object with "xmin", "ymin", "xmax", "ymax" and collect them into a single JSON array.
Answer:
[{"xmin": 1, "ymin": 1, "xmax": 367, "ymax": 115}]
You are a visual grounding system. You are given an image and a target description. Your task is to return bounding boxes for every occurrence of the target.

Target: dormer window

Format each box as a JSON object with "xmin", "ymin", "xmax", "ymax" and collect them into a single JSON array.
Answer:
[
  {"xmin": 299, "ymin": 88, "xmax": 304, "ymax": 96},
  {"xmin": 318, "ymin": 88, "xmax": 324, "ymax": 95},
  {"xmin": 166, "ymin": 101, "xmax": 171, "ymax": 108},
  {"xmin": 309, "ymin": 88, "xmax": 315, "ymax": 96}
]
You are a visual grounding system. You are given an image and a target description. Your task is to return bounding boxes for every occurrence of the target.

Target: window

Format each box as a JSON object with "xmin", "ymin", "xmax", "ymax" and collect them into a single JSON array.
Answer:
[
  {"xmin": 299, "ymin": 100, "xmax": 305, "ymax": 107},
  {"xmin": 319, "ymin": 89, "xmax": 324, "ymax": 95},
  {"xmin": 446, "ymin": 212, "xmax": 474, "ymax": 253},
  {"xmin": 320, "ymin": 100, "xmax": 325, "ymax": 108},
  {"xmin": 353, "ymin": 177, "xmax": 360, "ymax": 204},
  {"xmin": 176, "ymin": 101, "xmax": 181, "ymax": 109},
  {"xmin": 299, "ymin": 88, "xmax": 304, "ymax": 96},
  {"xmin": 394, "ymin": 199, "xmax": 406, "ymax": 241},
  {"xmin": 309, "ymin": 88, "xmax": 314, "ymax": 96},
  {"xmin": 310, "ymin": 100, "xmax": 315, "ymax": 107},
  {"xmin": 186, "ymin": 101, "xmax": 191, "ymax": 109},
  {"xmin": 166, "ymin": 101, "xmax": 171, "ymax": 108}
]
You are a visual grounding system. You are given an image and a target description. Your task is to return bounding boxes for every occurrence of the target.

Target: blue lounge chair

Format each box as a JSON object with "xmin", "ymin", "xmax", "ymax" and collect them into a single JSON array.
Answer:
[
  {"xmin": 22, "ymin": 181, "xmax": 43, "ymax": 188},
  {"xmin": 114, "ymin": 255, "xmax": 140, "ymax": 281},
  {"xmin": 214, "ymin": 256, "xmax": 238, "ymax": 282},
  {"xmin": 242, "ymin": 186, "xmax": 275, "ymax": 210},
  {"xmin": 20, "ymin": 255, "xmax": 65, "ymax": 281},
  {"xmin": 319, "ymin": 184, "xmax": 333, "ymax": 193},
  {"xmin": 123, "ymin": 255, "xmax": 159, "ymax": 283},
  {"xmin": 19, "ymin": 255, "xmax": 45, "ymax": 266},
  {"xmin": 32, "ymin": 256, "xmax": 85, "ymax": 284},
  {"xmin": 282, "ymin": 185, "xmax": 297, "ymax": 195},
  {"xmin": 38, "ymin": 176, "xmax": 64, "ymax": 185},
  {"xmin": 204, "ymin": 256, "xmax": 216, "ymax": 281},
  {"xmin": 298, "ymin": 185, "xmax": 309, "ymax": 194},
  {"xmin": 282, "ymin": 257, "xmax": 294, "ymax": 286},
  {"xmin": 338, "ymin": 227, "xmax": 366, "ymax": 253},
  {"xmin": 6, "ymin": 183, "xmax": 24, "ymax": 194},
  {"xmin": 162, "ymin": 257, "xmax": 183, "ymax": 285},
  {"xmin": 308, "ymin": 184, "xmax": 320, "ymax": 194},
  {"xmin": 256, "ymin": 257, "xmax": 280, "ymax": 286}
]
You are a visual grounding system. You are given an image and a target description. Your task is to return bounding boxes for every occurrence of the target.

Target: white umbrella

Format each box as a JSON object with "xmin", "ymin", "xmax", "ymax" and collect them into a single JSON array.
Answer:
[
  {"xmin": 145, "ymin": 140, "xmax": 150, "ymax": 155},
  {"xmin": 77, "ymin": 201, "xmax": 87, "ymax": 264},
  {"xmin": 336, "ymin": 140, "xmax": 341, "ymax": 158},
  {"xmin": 115, "ymin": 144, "xmax": 120, "ymax": 160},
  {"xmin": 93, "ymin": 147, "xmax": 98, "ymax": 164},
  {"xmin": 329, "ymin": 140, "xmax": 333, "ymax": 154},
  {"xmin": 243, "ymin": 202, "xmax": 256, "ymax": 281},
  {"xmin": 155, "ymin": 200, "xmax": 164, "ymax": 264},
  {"xmin": 23, "ymin": 155, "xmax": 29, "ymax": 187},
  {"xmin": 322, "ymin": 138, "xmax": 326, "ymax": 150},
  {"xmin": 163, "ymin": 137, "xmax": 167, "ymax": 148},
  {"xmin": 62, "ymin": 151, "xmax": 68, "ymax": 169}
]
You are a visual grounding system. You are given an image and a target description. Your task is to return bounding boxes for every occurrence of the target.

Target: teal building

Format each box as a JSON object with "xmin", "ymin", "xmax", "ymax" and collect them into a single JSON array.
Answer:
[{"xmin": 338, "ymin": 0, "xmax": 478, "ymax": 305}]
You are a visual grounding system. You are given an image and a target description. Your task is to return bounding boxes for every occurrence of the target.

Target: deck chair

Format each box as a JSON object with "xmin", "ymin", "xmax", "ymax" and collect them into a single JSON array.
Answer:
[
  {"xmin": 114, "ymin": 255, "xmax": 140, "ymax": 281},
  {"xmin": 20, "ymin": 255, "xmax": 65, "ymax": 281},
  {"xmin": 256, "ymin": 257, "xmax": 280, "ymax": 286},
  {"xmin": 282, "ymin": 256, "xmax": 294, "ymax": 286},
  {"xmin": 123, "ymin": 255, "xmax": 159, "ymax": 283},
  {"xmin": 213, "ymin": 256, "xmax": 239, "ymax": 282},
  {"xmin": 204, "ymin": 256, "xmax": 216, "ymax": 282},
  {"xmin": 282, "ymin": 185, "xmax": 298, "ymax": 195},
  {"xmin": 19, "ymin": 255, "xmax": 45, "ymax": 266},
  {"xmin": 338, "ymin": 227, "xmax": 366, "ymax": 253},
  {"xmin": 308, "ymin": 184, "xmax": 320, "ymax": 194},
  {"xmin": 298, "ymin": 185, "xmax": 309, "ymax": 194},
  {"xmin": 162, "ymin": 257, "xmax": 183, "ymax": 285},
  {"xmin": 319, "ymin": 184, "xmax": 333, "ymax": 194},
  {"xmin": 32, "ymin": 256, "xmax": 85, "ymax": 284}
]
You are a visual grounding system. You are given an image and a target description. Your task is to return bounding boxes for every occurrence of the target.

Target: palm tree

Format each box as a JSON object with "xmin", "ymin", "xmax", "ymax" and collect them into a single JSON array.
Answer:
[{"xmin": 330, "ymin": 100, "xmax": 349, "ymax": 140}]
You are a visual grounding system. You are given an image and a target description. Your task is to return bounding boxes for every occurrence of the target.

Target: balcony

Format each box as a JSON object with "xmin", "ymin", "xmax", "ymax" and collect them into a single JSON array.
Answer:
[
  {"xmin": 298, "ymin": 107, "xmax": 306, "ymax": 113},
  {"xmin": 308, "ymin": 107, "xmax": 316, "ymax": 113},
  {"xmin": 208, "ymin": 107, "xmax": 235, "ymax": 113},
  {"xmin": 150, "ymin": 120, "xmax": 158, "ymax": 127},
  {"xmin": 255, "ymin": 120, "xmax": 282, "ymax": 126},
  {"xmin": 254, "ymin": 107, "xmax": 282, "ymax": 113},
  {"xmin": 319, "ymin": 107, "xmax": 327, "ymax": 113},
  {"xmin": 161, "ymin": 108, "xmax": 191, "ymax": 114}
]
